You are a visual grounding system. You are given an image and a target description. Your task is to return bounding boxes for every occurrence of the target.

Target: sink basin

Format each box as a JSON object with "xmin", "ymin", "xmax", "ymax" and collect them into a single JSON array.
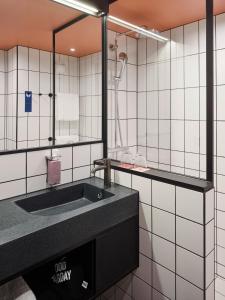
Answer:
[{"xmin": 15, "ymin": 183, "xmax": 114, "ymax": 216}]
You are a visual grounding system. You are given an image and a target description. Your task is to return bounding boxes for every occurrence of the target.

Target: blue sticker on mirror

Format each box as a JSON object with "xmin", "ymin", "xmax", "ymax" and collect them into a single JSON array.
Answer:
[{"xmin": 25, "ymin": 91, "xmax": 32, "ymax": 112}]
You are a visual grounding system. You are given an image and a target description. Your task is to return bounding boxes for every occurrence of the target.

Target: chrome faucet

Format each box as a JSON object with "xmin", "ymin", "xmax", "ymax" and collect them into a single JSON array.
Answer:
[{"xmin": 91, "ymin": 158, "xmax": 111, "ymax": 188}]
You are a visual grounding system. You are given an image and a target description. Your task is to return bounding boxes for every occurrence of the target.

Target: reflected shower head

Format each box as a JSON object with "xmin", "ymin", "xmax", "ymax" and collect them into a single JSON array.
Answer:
[{"xmin": 119, "ymin": 52, "xmax": 128, "ymax": 62}]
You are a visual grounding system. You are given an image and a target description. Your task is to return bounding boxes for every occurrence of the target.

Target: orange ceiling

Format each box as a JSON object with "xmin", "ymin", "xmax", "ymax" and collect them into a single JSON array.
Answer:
[
  {"xmin": 0, "ymin": 0, "xmax": 225, "ymax": 57},
  {"xmin": 109, "ymin": 0, "xmax": 225, "ymax": 33}
]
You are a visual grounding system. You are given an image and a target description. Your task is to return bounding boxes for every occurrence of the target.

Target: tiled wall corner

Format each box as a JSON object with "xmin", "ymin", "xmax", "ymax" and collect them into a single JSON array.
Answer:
[{"xmin": 103, "ymin": 171, "xmax": 215, "ymax": 300}]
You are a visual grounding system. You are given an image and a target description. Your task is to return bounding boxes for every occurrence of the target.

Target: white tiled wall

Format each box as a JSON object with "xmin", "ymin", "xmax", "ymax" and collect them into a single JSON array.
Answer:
[
  {"xmin": 79, "ymin": 52, "xmax": 102, "ymax": 141},
  {"xmin": 101, "ymin": 171, "xmax": 215, "ymax": 300},
  {"xmin": 137, "ymin": 20, "xmax": 207, "ymax": 177},
  {"xmin": 0, "ymin": 143, "xmax": 103, "ymax": 199}
]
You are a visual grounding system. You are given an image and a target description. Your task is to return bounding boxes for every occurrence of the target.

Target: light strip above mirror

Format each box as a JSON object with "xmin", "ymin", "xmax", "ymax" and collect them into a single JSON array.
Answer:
[
  {"xmin": 52, "ymin": 0, "xmax": 101, "ymax": 16},
  {"xmin": 108, "ymin": 15, "xmax": 168, "ymax": 42}
]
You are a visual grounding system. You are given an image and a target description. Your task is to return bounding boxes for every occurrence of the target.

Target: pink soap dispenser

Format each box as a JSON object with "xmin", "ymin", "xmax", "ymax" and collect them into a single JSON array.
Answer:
[{"xmin": 46, "ymin": 150, "xmax": 61, "ymax": 186}]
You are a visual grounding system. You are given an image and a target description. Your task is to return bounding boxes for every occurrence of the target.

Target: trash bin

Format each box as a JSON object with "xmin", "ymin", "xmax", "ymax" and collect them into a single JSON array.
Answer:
[{"xmin": 23, "ymin": 241, "xmax": 95, "ymax": 300}]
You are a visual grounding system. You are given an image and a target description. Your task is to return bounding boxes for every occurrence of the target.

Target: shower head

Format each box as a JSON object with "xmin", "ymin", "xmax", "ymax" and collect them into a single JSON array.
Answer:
[
  {"xmin": 119, "ymin": 52, "xmax": 128, "ymax": 62},
  {"xmin": 116, "ymin": 52, "xmax": 128, "ymax": 80}
]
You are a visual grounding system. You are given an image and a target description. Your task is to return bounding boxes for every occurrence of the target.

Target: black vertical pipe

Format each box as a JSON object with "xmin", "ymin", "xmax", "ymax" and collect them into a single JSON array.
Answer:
[
  {"xmin": 52, "ymin": 32, "xmax": 56, "ymax": 145},
  {"xmin": 206, "ymin": 0, "xmax": 214, "ymax": 183},
  {"xmin": 102, "ymin": 15, "xmax": 108, "ymax": 158}
]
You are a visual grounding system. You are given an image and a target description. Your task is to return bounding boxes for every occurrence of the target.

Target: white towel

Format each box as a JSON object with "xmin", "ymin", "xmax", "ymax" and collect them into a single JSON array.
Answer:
[{"xmin": 56, "ymin": 93, "xmax": 79, "ymax": 121}]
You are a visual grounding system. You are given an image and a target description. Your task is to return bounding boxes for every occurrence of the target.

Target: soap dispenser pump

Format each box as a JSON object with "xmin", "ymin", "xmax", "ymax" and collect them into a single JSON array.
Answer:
[{"xmin": 46, "ymin": 150, "xmax": 61, "ymax": 186}]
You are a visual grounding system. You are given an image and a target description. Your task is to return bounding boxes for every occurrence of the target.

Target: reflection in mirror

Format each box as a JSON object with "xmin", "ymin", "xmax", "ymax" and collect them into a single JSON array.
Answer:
[
  {"xmin": 0, "ymin": 0, "xmax": 102, "ymax": 152},
  {"xmin": 54, "ymin": 16, "xmax": 102, "ymax": 145}
]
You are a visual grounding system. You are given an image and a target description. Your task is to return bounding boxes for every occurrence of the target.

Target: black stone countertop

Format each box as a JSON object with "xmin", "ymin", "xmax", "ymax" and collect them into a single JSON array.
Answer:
[{"xmin": 0, "ymin": 177, "xmax": 138, "ymax": 285}]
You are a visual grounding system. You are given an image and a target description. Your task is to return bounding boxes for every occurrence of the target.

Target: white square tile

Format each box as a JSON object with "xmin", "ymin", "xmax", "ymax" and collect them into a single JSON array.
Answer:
[
  {"xmin": 28, "ymin": 117, "xmax": 39, "ymax": 141},
  {"xmin": 184, "ymin": 55, "xmax": 199, "ymax": 87},
  {"xmin": 138, "ymin": 92, "xmax": 146, "ymax": 118},
  {"xmin": 114, "ymin": 171, "xmax": 131, "ymax": 188},
  {"xmin": 18, "ymin": 46, "xmax": 28, "ymax": 70},
  {"xmin": 159, "ymin": 149, "xmax": 170, "ymax": 165},
  {"xmin": 91, "ymin": 143, "xmax": 103, "ymax": 162},
  {"xmin": 147, "ymin": 63, "xmax": 158, "ymax": 91},
  {"xmin": 159, "ymin": 90, "xmax": 170, "ymax": 119},
  {"xmin": 127, "ymin": 64, "xmax": 137, "ymax": 92},
  {"xmin": 127, "ymin": 92, "xmax": 136, "ymax": 119},
  {"xmin": 57, "ymin": 147, "xmax": 72, "ymax": 170},
  {"xmin": 217, "ymin": 85, "xmax": 225, "ymax": 121},
  {"xmin": 128, "ymin": 119, "xmax": 137, "ymax": 146},
  {"xmin": 158, "ymin": 31, "xmax": 171, "ymax": 61},
  {"xmin": 138, "ymin": 65, "xmax": 147, "ymax": 91},
  {"xmin": 171, "ymin": 26, "xmax": 184, "ymax": 58},
  {"xmin": 158, "ymin": 61, "xmax": 170, "ymax": 90},
  {"xmin": 199, "ymin": 19, "xmax": 206, "ymax": 53},
  {"xmin": 139, "ymin": 228, "xmax": 152, "ymax": 258},
  {"xmin": 0, "ymin": 179, "xmax": 26, "ymax": 201},
  {"xmin": 176, "ymin": 187, "xmax": 203, "ymax": 223},
  {"xmin": 152, "ymin": 234, "xmax": 175, "ymax": 272},
  {"xmin": 147, "ymin": 120, "xmax": 158, "ymax": 148},
  {"xmin": 217, "ymin": 49, "xmax": 225, "ymax": 85},
  {"xmin": 40, "ymin": 72, "xmax": 51, "ymax": 94},
  {"xmin": 217, "ymin": 122, "xmax": 225, "ymax": 157},
  {"xmin": 176, "ymin": 216, "xmax": 203, "ymax": 256},
  {"xmin": 152, "ymin": 181, "xmax": 175, "ymax": 213},
  {"xmin": 185, "ymin": 152, "xmax": 199, "ymax": 171},
  {"xmin": 206, "ymin": 220, "xmax": 214, "ymax": 256},
  {"xmin": 171, "ymin": 57, "xmax": 184, "ymax": 89},
  {"xmin": 18, "ymin": 70, "xmax": 28, "ymax": 93},
  {"xmin": 171, "ymin": 151, "xmax": 184, "ymax": 168},
  {"xmin": 216, "ymin": 14, "xmax": 225, "ymax": 50},
  {"xmin": 27, "ymin": 174, "xmax": 47, "ymax": 193},
  {"xmin": 27, "ymin": 150, "xmax": 51, "ymax": 177},
  {"xmin": 147, "ymin": 38, "xmax": 157, "ymax": 63},
  {"xmin": 147, "ymin": 91, "xmax": 158, "ymax": 119},
  {"xmin": 185, "ymin": 88, "xmax": 199, "ymax": 120},
  {"xmin": 73, "ymin": 166, "xmax": 90, "ymax": 181},
  {"xmin": 176, "ymin": 246, "xmax": 204, "ymax": 289},
  {"xmin": 138, "ymin": 38, "xmax": 147, "ymax": 65},
  {"xmin": 159, "ymin": 120, "xmax": 170, "ymax": 149},
  {"xmin": 132, "ymin": 275, "xmax": 151, "ymax": 300},
  {"xmin": 138, "ymin": 119, "xmax": 147, "ymax": 146},
  {"xmin": 29, "ymin": 48, "xmax": 39, "ymax": 71},
  {"xmin": 176, "ymin": 276, "xmax": 203, "ymax": 300},
  {"xmin": 185, "ymin": 121, "xmax": 199, "ymax": 153},
  {"xmin": 0, "ymin": 153, "xmax": 26, "ymax": 183},
  {"xmin": 132, "ymin": 175, "xmax": 151, "ymax": 205},
  {"xmin": 171, "ymin": 120, "xmax": 184, "ymax": 151},
  {"xmin": 40, "ymin": 50, "xmax": 51, "ymax": 73},
  {"xmin": 152, "ymin": 262, "xmax": 175, "ymax": 300},
  {"xmin": 152, "ymin": 207, "xmax": 175, "ymax": 242},
  {"xmin": 135, "ymin": 253, "xmax": 151, "ymax": 284},
  {"xmin": 117, "ymin": 274, "xmax": 132, "ymax": 297},
  {"xmin": 73, "ymin": 145, "xmax": 90, "ymax": 168},
  {"xmin": 139, "ymin": 202, "xmax": 151, "ymax": 232},
  {"xmin": 184, "ymin": 22, "xmax": 199, "ymax": 55},
  {"xmin": 171, "ymin": 89, "xmax": 184, "ymax": 120},
  {"xmin": 205, "ymin": 189, "xmax": 214, "ymax": 223},
  {"xmin": 206, "ymin": 250, "xmax": 214, "ymax": 288},
  {"xmin": 29, "ymin": 71, "xmax": 39, "ymax": 94}
]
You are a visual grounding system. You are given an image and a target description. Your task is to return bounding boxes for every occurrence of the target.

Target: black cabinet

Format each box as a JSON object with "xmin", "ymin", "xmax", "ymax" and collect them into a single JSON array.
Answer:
[
  {"xmin": 96, "ymin": 217, "xmax": 139, "ymax": 293},
  {"xmin": 23, "ymin": 217, "xmax": 139, "ymax": 299}
]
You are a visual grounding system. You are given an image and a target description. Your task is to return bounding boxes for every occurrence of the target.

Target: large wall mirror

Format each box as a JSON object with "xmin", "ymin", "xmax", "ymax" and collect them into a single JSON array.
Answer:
[
  {"xmin": 54, "ymin": 15, "xmax": 102, "ymax": 145},
  {"xmin": 0, "ymin": 0, "xmax": 103, "ymax": 152}
]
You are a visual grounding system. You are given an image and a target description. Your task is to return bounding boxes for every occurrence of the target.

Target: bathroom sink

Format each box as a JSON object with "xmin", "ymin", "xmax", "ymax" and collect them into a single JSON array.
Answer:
[{"xmin": 15, "ymin": 183, "xmax": 114, "ymax": 216}]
